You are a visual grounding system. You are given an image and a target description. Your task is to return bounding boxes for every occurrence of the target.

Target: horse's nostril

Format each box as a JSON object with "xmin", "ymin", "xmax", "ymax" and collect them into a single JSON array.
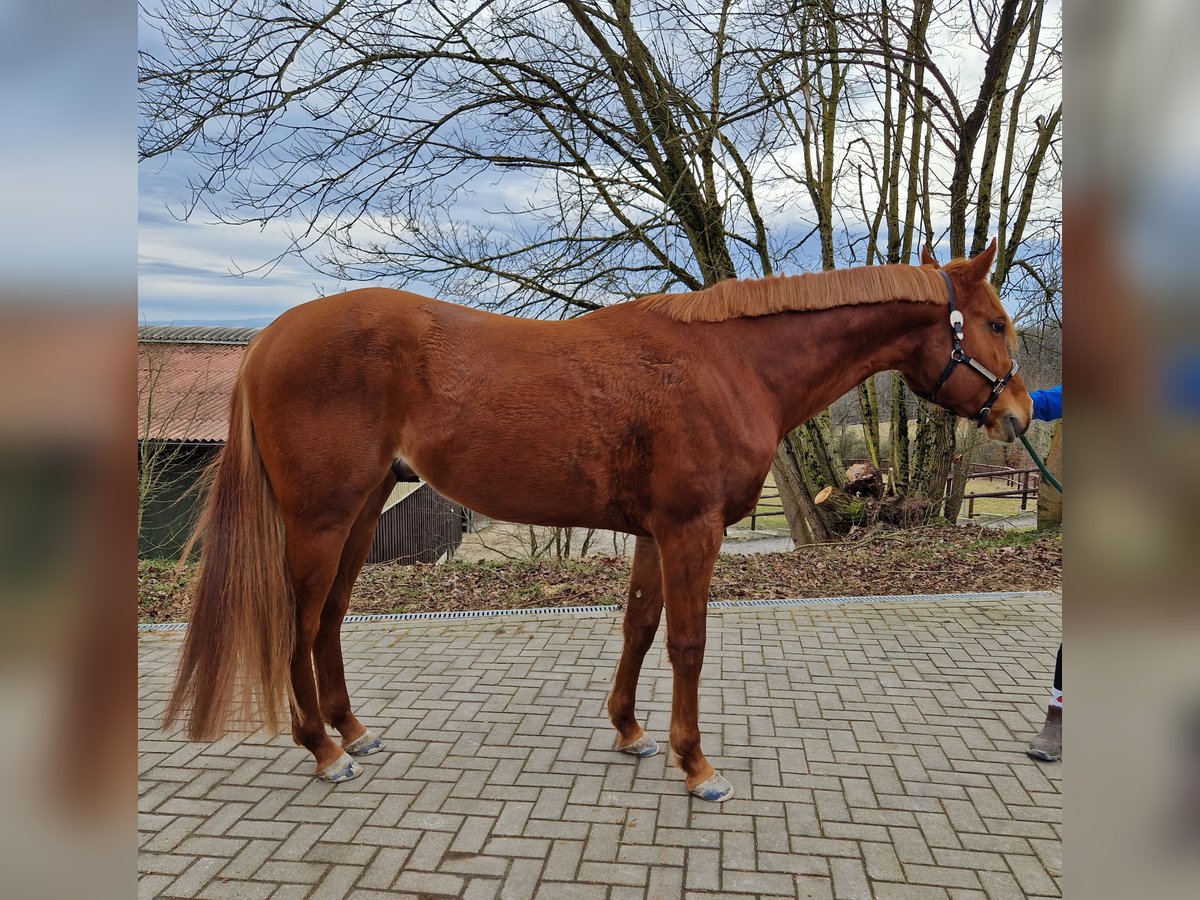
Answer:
[{"xmin": 1006, "ymin": 414, "xmax": 1028, "ymax": 439}]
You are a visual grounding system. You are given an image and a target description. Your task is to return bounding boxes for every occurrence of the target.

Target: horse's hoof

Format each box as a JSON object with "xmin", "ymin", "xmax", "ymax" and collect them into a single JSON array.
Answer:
[
  {"xmin": 615, "ymin": 733, "xmax": 660, "ymax": 758},
  {"xmin": 317, "ymin": 753, "xmax": 362, "ymax": 783},
  {"xmin": 344, "ymin": 731, "xmax": 385, "ymax": 757},
  {"xmin": 688, "ymin": 772, "xmax": 734, "ymax": 803}
]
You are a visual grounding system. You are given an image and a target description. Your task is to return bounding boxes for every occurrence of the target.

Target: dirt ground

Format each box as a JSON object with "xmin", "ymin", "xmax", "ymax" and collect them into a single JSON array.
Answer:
[
  {"xmin": 455, "ymin": 521, "xmax": 636, "ymax": 561},
  {"xmin": 139, "ymin": 523, "xmax": 1061, "ymax": 623}
]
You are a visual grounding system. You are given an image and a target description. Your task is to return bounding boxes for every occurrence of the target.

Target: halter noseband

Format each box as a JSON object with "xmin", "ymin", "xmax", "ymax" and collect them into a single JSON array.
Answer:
[{"xmin": 926, "ymin": 270, "xmax": 1018, "ymax": 427}]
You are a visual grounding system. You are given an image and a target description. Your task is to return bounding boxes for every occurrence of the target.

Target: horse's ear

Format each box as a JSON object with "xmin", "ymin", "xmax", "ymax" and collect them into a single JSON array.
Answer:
[
  {"xmin": 961, "ymin": 237, "xmax": 998, "ymax": 283},
  {"xmin": 919, "ymin": 245, "xmax": 940, "ymax": 267}
]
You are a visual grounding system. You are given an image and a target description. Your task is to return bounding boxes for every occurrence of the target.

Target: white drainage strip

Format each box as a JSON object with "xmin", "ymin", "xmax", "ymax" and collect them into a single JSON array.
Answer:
[{"xmin": 138, "ymin": 590, "xmax": 1054, "ymax": 632}]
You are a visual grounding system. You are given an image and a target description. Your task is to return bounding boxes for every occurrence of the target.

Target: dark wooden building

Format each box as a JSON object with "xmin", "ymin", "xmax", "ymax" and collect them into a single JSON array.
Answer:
[
  {"xmin": 137, "ymin": 325, "xmax": 465, "ymax": 563},
  {"xmin": 368, "ymin": 481, "xmax": 470, "ymax": 564}
]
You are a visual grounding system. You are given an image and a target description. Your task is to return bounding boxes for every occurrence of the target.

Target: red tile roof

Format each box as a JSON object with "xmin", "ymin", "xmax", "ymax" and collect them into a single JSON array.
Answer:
[{"xmin": 138, "ymin": 327, "xmax": 255, "ymax": 442}]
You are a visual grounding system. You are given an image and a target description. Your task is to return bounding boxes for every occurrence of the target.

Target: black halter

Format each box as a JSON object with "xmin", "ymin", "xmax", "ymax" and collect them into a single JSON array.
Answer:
[{"xmin": 926, "ymin": 270, "xmax": 1019, "ymax": 427}]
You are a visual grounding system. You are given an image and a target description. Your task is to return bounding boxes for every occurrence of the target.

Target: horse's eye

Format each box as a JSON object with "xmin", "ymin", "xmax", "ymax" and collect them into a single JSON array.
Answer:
[{"xmin": 990, "ymin": 322, "xmax": 1006, "ymax": 334}]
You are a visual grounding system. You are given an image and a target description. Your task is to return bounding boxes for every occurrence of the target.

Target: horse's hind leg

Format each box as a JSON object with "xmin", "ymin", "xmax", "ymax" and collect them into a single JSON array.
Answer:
[
  {"xmin": 313, "ymin": 476, "xmax": 395, "ymax": 758},
  {"xmin": 608, "ymin": 536, "xmax": 665, "ymax": 758},
  {"xmin": 283, "ymin": 518, "xmax": 363, "ymax": 783}
]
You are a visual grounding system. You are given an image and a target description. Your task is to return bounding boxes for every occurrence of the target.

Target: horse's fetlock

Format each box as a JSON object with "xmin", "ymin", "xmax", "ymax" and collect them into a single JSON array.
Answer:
[{"xmin": 669, "ymin": 730, "xmax": 701, "ymax": 764}]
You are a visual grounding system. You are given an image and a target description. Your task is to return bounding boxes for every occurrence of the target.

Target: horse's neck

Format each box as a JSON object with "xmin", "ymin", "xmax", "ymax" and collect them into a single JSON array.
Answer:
[{"xmin": 734, "ymin": 300, "xmax": 937, "ymax": 435}]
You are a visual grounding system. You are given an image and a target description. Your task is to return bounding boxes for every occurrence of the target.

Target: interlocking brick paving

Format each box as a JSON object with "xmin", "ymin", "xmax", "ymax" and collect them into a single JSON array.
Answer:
[{"xmin": 139, "ymin": 591, "xmax": 1062, "ymax": 899}]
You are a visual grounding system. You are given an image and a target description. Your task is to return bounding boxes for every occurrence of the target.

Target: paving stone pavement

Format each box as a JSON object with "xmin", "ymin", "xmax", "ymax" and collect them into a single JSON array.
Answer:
[{"xmin": 139, "ymin": 591, "xmax": 1062, "ymax": 899}]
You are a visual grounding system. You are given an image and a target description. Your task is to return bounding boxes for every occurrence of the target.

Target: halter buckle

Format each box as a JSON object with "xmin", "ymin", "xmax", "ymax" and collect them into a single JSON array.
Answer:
[{"xmin": 949, "ymin": 310, "xmax": 964, "ymax": 340}]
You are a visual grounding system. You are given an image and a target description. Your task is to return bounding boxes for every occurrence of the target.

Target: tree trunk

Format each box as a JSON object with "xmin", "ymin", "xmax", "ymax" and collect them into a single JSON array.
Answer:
[
  {"xmin": 857, "ymin": 377, "xmax": 882, "ymax": 468},
  {"xmin": 910, "ymin": 400, "xmax": 932, "ymax": 493},
  {"xmin": 970, "ymin": 0, "xmax": 1030, "ymax": 256},
  {"xmin": 901, "ymin": 0, "xmax": 933, "ymax": 263},
  {"xmin": 1037, "ymin": 421, "xmax": 1063, "ymax": 530},
  {"xmin": 888, "ymin": 376, "xmax": 910, "ymax": 495},
  {"xmin": 772, "ymin": 433, "xmax": 832, "ymax": 545},
  {"xmin": 772, "ymin": 459, "xmax": 815, "ymax": 546},
  {"xmin": 944, "ymin": 420, "xmax": 981, "ymax": 521},
  {"xmin": 798, "ymin": 413, "xmax": 845, "ymax": 492},
  {"xmin": 912, "ymin": 403, "xmax": 956, "ymax": 508}
]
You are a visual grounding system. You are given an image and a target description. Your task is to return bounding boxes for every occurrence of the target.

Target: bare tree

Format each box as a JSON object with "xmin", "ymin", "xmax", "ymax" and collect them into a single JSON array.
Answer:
[
  {"xmin": 137, "ymin": 340, "xmax": 207, "ymax": 554},
  {"xmin": 140, "ymin": 0, "xmax": 1061, "ymax": 539},
  {"xmin": 820, "ymin": 0, "xmax": 1062, "ymax": 516},
  {"xmin": 139, "ymin": 1, "xmax": 792, "ymax": 313},
  {"xmin": 140, "ymin": 0, "xmax": 845, "ymax": 541}
]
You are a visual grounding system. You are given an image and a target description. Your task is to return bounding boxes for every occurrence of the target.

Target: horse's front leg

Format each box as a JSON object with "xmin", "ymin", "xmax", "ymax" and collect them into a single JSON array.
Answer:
[
  {"xmin": 608, "ymin": 535, "xmax": 665, "ymax": 757},
  {"xmin": 657, "ymin": 518, "xmax": 733, "ymax": 802}
]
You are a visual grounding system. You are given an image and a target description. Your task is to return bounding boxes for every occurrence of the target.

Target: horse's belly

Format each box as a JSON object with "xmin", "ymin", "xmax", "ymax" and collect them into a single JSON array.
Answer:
[
  {"xmin": 430, "ymin": 478, "xmax": 640, "ymax": 534},
  {"xmin": 404, "ymin": 449, "xmax": 643, "ymax": 534}
]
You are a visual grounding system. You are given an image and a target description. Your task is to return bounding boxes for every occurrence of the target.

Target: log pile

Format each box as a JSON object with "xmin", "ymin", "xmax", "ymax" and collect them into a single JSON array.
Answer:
[
  {"xmin": 843, "ymin": 462, "xmax": 884, "ymax": 499},
  {"xmin": 874, "ymin": 496, "xmax": 939, "ymax": 528},
  {"xmin": 814, "ymin": 462, "xmax": 938, "ymax": 535},
  {"xmin": 814, "ymin": 486, "xmax": 868, "ymax": 527}
]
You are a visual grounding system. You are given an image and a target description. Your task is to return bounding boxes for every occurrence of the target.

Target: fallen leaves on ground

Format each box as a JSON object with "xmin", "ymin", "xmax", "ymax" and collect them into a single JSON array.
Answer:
[{"xmin": 138, "ymin": 524, "xmax": 1061, "ymax": 624}]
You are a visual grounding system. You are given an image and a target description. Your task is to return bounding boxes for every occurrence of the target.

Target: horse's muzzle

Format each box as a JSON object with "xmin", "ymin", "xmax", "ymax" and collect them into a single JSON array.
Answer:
[{"xmin": 1002, "ymin": 413, "xmax": 1029, "ymax": 442}]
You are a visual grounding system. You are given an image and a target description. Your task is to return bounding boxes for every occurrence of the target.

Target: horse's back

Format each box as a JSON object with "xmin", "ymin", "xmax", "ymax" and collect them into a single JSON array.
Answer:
[
  {"xmin": 248, "ymin": 287, "xmax": 594, "ymax": 373},
  {"xmin": 250, "ymin": 288, "xmax": 438, "ymax": 362}
]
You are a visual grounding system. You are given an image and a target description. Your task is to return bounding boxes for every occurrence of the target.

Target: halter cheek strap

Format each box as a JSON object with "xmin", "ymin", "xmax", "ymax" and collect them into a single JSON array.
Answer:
[{"xmin": 927, "ymin": 270, "xmax": 1019, "ymax": 427}]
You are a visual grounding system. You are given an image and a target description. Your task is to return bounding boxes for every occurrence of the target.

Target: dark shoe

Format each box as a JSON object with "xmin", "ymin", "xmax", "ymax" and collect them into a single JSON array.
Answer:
[{"xmin": 1027, "ymin": 705, "xmax": 1062, "ymax": 761}]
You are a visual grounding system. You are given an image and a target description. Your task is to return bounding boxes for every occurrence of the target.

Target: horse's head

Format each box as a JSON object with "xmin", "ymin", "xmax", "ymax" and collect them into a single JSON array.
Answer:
[{"xmin": 901, "ymin": 239, "xmax": 1032, "ymax": 442}]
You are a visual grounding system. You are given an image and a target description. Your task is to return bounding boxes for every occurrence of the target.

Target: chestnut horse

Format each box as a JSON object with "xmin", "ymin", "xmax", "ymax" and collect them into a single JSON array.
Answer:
[{"xmin": 165, "ymin": 240, "xmax": 1031, "ymax": 801}]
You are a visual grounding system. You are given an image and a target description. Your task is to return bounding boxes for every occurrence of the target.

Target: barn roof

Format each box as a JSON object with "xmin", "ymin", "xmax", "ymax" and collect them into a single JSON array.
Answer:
[
  {"xmin": 138, "ymin": 327, "xmax": 259, "ymax": 443},
  {"xmin": 138, "ymin": 324, "xmax": 260, "ymax": 345}
]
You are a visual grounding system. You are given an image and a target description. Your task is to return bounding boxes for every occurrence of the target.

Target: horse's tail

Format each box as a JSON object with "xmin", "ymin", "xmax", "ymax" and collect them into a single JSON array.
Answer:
[{"xmin": 164, "ymin": 351, "xmax": 294, "ymax": 740}]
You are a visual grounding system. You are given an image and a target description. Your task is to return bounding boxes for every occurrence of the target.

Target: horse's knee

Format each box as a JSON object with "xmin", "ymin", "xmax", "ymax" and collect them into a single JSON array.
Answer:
[
  {"xmin": 666, "ymin": 635, "xmax": 705, "ymax": 673},
  {"xmin": 623, "ymin": 618, "xmax": 659, "ymax": 654}
]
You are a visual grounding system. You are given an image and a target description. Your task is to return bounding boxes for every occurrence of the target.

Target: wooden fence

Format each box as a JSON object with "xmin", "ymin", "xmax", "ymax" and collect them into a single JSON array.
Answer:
[
  {"xmin": 741, "ymin": 461, "xmax": 1041, "ymax": 530},
  {"xmin": 961, "ymin": 465, "xmax": 1041, "ymax": 518},
  {"xmin": 747, "ymin": 492, "xmax": 785, "ymax": 530}
]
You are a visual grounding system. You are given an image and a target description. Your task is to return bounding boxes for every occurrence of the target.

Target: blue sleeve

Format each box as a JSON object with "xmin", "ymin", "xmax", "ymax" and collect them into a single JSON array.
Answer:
[
  {"xmin": 1165, "ymin": 356, "xmax": 1200, "ymax": 414},
  {"xmin": 1030, "ymin": 385, "xmax": 1062, "ymax": 421}
]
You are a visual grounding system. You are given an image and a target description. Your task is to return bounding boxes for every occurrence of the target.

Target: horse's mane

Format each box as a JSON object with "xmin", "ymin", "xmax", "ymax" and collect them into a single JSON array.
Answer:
[{"xmin": 642, "ymin": 263, "xmax": 949, "ymax": 323}]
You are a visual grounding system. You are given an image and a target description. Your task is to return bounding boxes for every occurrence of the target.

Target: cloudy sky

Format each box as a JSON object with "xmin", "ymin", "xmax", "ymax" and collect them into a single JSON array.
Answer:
[
  {"xmin": 139, "ymin": 156, "xmax": 354, "ymax": 327},
  {"xmin": 137, "ymin": 3, "xmax": 1059, "ymax": 329},
  {"xmin": 137, "ymin": 8, "xmax": 369, "ymax": 328}
]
